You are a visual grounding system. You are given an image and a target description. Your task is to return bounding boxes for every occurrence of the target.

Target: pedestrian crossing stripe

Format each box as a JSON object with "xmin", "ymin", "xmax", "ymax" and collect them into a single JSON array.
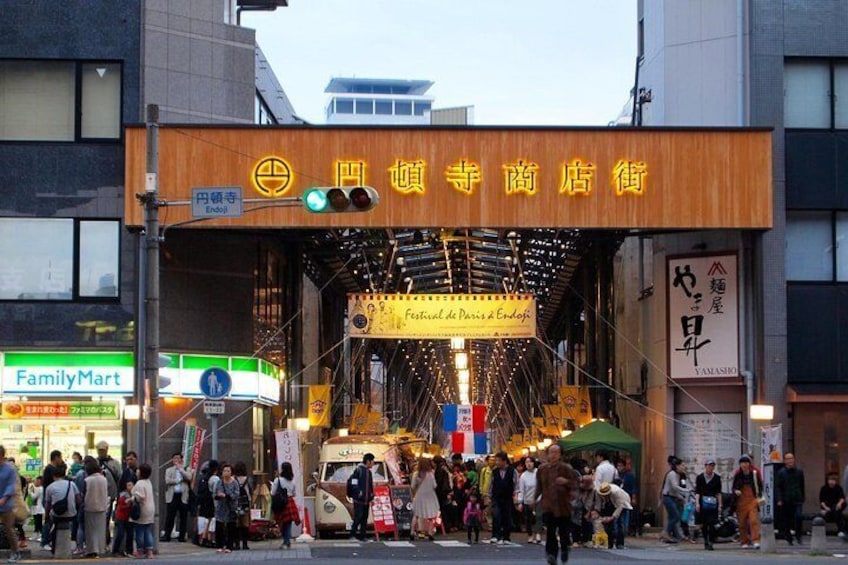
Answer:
[
  {"xmin": 434, "ymin": 541, "xmax": 469, "ymax": 547},
  {"xmin": 383, "ymin": 541, "xmax": 415, "ymax": 547}
]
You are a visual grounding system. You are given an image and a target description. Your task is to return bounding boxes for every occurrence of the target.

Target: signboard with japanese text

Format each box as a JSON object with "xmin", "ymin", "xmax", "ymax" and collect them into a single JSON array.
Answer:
[
  {"xmin": 675, "ymin": 412, "xmax": 743, "ymax": 493},
  {"xmin": 125, "ymin": 126, "xmax": 772, "ymax": 230},
  {"xmin": 667, "ymin": 253, "xmax": 738, "ymax": 379},
  {"xmin": 348, "ymin": 294, "xmax": 536, "ymax": 339},
  {"xmin": 275, "ymin": 429, "xmax": 305, "ymax": 525},
  {"xmin": 371, "ymin": 484, "xmax": 397, "ymax": 537},
  {"xmin": 762, "ymin": 463, "xmax": 775, "ymax": 521},
  {"xmin": 0, "ymin": 401, "xmax": 120, "ymax": 419},
  {"xmin": 191, "ymin": 186, "xmax": 242, "ymax": 218},
  {"xmin": 181, "ymin": 423, "xmax": 206, "ymax": 472}
]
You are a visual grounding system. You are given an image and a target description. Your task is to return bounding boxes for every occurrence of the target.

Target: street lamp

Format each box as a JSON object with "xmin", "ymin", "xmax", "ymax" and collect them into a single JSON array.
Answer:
[{"xmin": 749, "ymin": 404, "xmax": 774, "ymax": 421}]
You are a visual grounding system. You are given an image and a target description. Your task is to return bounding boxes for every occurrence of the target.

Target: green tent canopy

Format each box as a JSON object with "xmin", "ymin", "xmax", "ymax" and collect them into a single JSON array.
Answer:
[{"xmin": 559, "ymin": 420, "xmax": 642, "ymax": 473}]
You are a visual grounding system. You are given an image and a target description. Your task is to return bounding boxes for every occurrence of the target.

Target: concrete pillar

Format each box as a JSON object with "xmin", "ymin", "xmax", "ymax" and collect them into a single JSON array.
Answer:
[
  {"xmin": 53, "ymin": 521, "xmax": 72, "ymax": 559},
  {"xmin": 759, "ymin": 517, "xmax": 776, "ymax": 553},
  {"xmin": 810, "ymin": 516, "xmax": 827, "ymax": 555}
]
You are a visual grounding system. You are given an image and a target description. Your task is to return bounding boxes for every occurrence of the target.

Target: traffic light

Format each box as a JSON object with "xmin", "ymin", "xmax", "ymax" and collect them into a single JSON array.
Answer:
[{"xmin": 302, "ymin": 186, "xmax": 379, "ymax": 213}]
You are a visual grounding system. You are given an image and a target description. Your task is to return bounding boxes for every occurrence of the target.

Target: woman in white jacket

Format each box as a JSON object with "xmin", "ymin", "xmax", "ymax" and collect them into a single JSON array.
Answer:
[{"xmin": 516, "ymin": 457, "xmax": 543, "ymax": 544}]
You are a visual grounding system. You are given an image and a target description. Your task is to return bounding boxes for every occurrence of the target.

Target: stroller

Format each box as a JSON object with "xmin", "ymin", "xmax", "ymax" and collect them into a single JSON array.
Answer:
[{"xmin": 713, "ymin": 493, "xmax": 740, "ymax": 543}]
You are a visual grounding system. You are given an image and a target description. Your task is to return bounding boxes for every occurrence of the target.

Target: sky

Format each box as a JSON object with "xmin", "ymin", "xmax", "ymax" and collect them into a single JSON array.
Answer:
[{"xmin": 244, "ymin": 0, "xmax": 637, "ymax": 126}]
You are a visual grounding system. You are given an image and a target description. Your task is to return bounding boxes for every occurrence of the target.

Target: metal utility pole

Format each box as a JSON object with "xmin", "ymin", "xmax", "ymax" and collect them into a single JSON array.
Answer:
[{"xmin": 141, "ymin": 103, "xmax": 162, "ymax": 540}]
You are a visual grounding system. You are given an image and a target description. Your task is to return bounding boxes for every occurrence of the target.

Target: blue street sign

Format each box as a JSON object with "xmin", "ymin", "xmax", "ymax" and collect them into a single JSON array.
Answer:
[
  {"xmin": 191, "ymin": 186, "xmax": 243, "ymax": 219},
  {"xmin": 199, "ymin": 367, "xmax": 232, "ymax": 400}
]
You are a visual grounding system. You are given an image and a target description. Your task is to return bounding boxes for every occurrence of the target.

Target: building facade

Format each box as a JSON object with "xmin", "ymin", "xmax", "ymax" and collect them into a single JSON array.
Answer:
[
  {"xmin": 0, "ymin": 0, "xmax": 298, "ymax": 497},
  {"xmin": 618, "ymin": 0, "xmax": 848, "ymax": 511},
  {"xmin": 324, "ymin": 77, "xmax": 434, "ymax": 125}
]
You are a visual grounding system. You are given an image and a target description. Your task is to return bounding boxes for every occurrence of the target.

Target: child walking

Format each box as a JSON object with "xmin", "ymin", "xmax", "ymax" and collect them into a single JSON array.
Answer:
[
  {"xmin": 463, "ymin": 492, "xmax": 484, "ymax": 544},
  {"xmin": 112, "ymin": 480, "xmax": 134, "ymax": 557}
]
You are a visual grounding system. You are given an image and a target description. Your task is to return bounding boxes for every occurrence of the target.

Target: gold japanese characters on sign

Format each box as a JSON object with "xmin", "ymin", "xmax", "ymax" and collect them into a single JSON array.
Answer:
[
  {"xmin": 252, "ymin": 154, "xmax": 647, "ymax": 199},
  {"xmin": 125, "ymin": 126, "xmax": 773, "ymax": 230}
]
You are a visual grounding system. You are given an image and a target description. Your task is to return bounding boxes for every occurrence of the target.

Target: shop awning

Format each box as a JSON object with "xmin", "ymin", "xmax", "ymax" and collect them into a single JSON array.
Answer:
[{"xmin": 786, "ymin": 383, "xmax": 848, "ymax": 403}]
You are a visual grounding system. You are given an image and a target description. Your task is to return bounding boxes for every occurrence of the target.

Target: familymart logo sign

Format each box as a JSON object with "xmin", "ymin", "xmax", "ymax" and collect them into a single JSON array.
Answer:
[{"xmin": 1, "ymin": 352, "xmax": 134, "ymax": 396}]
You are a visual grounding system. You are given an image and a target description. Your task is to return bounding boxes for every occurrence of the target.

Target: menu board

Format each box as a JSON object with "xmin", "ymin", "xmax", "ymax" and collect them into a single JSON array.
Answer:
[
  {"xmin": 675, "ymin": 412, "xmax": 742, "ymax": 492},
  {"xmin": 371, "ymin": 484, "xmax": 397, "ymax": 536},
  {"xmin": 389, "ymin": 485, "xmax": 414, "ymax": 533}
]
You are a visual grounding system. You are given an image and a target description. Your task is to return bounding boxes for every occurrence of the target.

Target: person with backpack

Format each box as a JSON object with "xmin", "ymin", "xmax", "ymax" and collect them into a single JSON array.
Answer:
[
  {"xmin": 43, "ymin": 463, "xmax": 81, "ymax": 558},
  {"xmin": 233, "ymin": 462, "xmax": 251, "ymax": 550},
  {"xmin": 270, "ymin": 462, "xmax": 300, "ymax": 549},
  {"xmin": 162, "ymin": 453, "xmax": 193, "ymax": 543},
  {"xmin": 348, "ymin": 453, "xmax": 375, "ymax": 542},
  {"xmin": 194, "ymin": 460, "xmax": 219, "ymax": 547}
]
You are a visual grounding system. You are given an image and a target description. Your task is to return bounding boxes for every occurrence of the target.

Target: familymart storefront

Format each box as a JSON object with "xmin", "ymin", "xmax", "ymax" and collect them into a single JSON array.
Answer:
[{"xmin": 0, "ymin": 351, "xmax": 280, "ymax": 477}]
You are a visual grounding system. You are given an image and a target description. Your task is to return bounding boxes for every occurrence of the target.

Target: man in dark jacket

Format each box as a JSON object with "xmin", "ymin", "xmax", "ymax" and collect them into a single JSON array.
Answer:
[
  {"xmin": 433, "ymin": 456, "xmax": 453, "ymax": 527},
  {"xmin": 487, "ymin": 452, "xmax": 519, "ymax": 544},
  {"xmin": 348, "ymin": 453, "xmax": 375, "ymax": 542},
  {"xmin": 775, "ymin": 452, "xmax": 806, "ymax": 545},
  {"xmin": 536, "ymin": 445, "xmax": 576, "ymax": 564}
]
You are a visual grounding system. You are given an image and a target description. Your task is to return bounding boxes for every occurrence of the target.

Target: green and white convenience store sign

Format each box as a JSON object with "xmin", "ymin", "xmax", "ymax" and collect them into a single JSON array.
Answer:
[
  {"xmin": 1, "ymin": 351, "xmax": 281, "ymax": 406},
  {"xmin": 159, "ymin": 354, "xmax": 280, "ymax": 406},
  {"xmin": 2, "ymin": 352, "xmax": 134, "ymax": 396}
]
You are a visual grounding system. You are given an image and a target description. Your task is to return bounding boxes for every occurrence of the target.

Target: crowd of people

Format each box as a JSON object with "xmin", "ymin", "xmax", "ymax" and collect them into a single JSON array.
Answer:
[
  {"xmin": 343, "ymin": 447, "xmax": 635, "ymax": 563},
  {"xmin": 661, "ymin": 451, "xmax": 847, "ymax": 550},
  {"xmin": 2, "ymin": 441, "xmax": 847, "ymax": 564}
]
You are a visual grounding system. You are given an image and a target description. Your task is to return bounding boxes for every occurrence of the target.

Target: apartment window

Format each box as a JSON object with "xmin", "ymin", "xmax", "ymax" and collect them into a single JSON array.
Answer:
[
  {"xmin": 335, "ymin": 99, "xmax": 353, "ymax": 114},
  {"xmin": 836, "ymin": 62, "xmax": 848, "ymax": 128},
  {"xmin": 79, "ymin": 220, "xmax": 120, "ymax": 298},
  {"xmin": 413, "ymin": 101, "xmax": 431, "ymax": 116},
  {"xmin": 81, "ymin": 63, "xmax": 121, "ymax": 138},
  {"xmin": 784, "ymin": 59, "xmax": 848, "ymax": 129},
  {"xmin": 0, "ymin": 218, "xmax": 120, "ymax": 301},
  {"xmin": 375, "ymin": 100, "xmax": 392, "ymax": 115},
  {"xmin": 0, "ymin": 60, "xmax": 122, "ymax": 141},
  {"xmin": 395, "ymin": 101, "xmax": 412, "ymax": 115},
  {"xmin": 786, "ymin": 211, "xmax": 848, "ymax": 282},
  {"xmin": 786, "ymin": 211, "xmax": 833, "ymax": 281},
  {"xmin": 354, "ymin": 99, "xmax": 373, "ymax": 115}
]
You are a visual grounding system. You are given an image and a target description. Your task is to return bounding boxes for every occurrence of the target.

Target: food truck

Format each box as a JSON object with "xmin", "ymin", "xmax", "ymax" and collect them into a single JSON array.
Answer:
[{"xmin": 313, "ymin": 434, "xmax": 424, "ymax": 538}]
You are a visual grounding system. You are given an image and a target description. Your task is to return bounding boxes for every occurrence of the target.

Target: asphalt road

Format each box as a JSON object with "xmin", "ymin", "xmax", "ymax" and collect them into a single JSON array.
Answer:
[{"xmin": 10, "ymin": 536, "xmax": 848, "ymax": 564}]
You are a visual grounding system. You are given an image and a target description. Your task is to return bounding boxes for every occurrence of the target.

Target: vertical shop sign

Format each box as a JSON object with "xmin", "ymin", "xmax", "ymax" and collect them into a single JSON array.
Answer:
[
  {"xmin": 275, "ymin": 429, "xmax": 304, "ymax": 524},
  {"xmin": 668, "ymin": 253, "xmax": 739, "ymax": 379},
  {"xmin": 181, "ymin": 423, "xmax": 206, "ymax": 472}
]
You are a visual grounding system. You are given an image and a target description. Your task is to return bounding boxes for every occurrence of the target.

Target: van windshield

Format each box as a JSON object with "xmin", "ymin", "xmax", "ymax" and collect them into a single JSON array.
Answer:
[{"xmin": 322, "ymin": 462, "xmax": 386, "ymax": 483}]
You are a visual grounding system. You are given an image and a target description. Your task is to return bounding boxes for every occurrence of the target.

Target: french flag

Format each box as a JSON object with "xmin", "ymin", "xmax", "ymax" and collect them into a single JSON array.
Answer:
[
  {"xmin": 443, "ymin": 404, "xmax": 487, "ymax": 432},
  {"xmin": 451, "ymin": 432, "xmax": 488, "ymax": 454}
]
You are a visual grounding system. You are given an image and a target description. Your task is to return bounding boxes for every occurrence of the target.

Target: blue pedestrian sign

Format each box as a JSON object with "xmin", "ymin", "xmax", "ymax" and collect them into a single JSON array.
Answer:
[{"xmin": 199, "ymin": 367, "xmax": 232, "ymax": 400}]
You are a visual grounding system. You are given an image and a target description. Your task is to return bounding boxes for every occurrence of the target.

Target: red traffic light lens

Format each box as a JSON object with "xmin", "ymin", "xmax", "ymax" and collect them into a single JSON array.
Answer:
[
  {"xmin": 349, "ymin": 187, "xmax": 372, "ymax": 210},
  {"xmin": 327, "ymin": 188, "xmax": 349, "ymax": 211}
]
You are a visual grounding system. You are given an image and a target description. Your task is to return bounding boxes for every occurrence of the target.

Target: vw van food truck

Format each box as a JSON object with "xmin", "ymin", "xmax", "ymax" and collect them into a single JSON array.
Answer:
[{"xmin": 314, "ymin": 434, "xmax": 424, "ymax": 538}]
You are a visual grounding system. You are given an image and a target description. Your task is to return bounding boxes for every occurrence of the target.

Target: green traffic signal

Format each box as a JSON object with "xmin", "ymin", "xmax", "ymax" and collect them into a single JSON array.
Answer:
[{"xmin": 302, "ymin": 186, "xmax": 379, "ymax": 213}]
